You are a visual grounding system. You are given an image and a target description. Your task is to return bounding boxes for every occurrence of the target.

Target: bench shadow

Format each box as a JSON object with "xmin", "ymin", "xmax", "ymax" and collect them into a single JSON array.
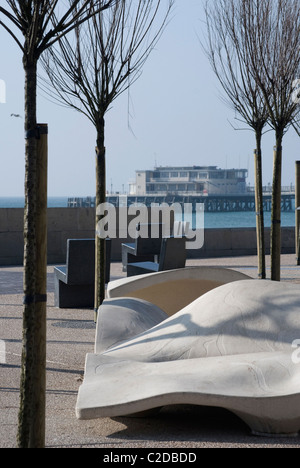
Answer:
[{"xmin": 105, "ymin": 405, "xmax": 300, "ymax": 446}]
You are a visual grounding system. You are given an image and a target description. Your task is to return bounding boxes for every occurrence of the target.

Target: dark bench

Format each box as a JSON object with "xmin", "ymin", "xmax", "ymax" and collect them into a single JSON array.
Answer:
[
  {"xmin": 54, "ymin": 238, "xmax": 111, "ymax": 308},
  {"xmin": 122, "ymin": 223, "xmax": 164, "ymax": 272},
  {"xmin": 127, "ymin": 236, "xmax": 186, "ymax": 277}
]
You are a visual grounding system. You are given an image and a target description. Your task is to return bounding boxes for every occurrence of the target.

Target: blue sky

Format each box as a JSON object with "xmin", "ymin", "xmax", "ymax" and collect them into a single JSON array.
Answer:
[{"xmin": 0, "ymin": 0, "xmax": 299, "ymax": 197}]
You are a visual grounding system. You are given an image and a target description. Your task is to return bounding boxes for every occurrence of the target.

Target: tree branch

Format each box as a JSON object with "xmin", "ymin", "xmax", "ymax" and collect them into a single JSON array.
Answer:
[
  {"xmin": 0, "ymin": 18, "xmax": 24, "ymax": 51},
  {"xmin": 41, "ymin": 0, "xmax": 117, "ymax": 51},
  {"xmin": 0, "ymin": 5, "xmax": 23, "ymax": 31}
]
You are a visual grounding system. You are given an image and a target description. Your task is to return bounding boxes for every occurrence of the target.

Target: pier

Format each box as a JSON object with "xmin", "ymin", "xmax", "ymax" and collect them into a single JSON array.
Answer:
[{"xmin": 68, "ymin": 188, "xmax": 295, "ymax": 213}]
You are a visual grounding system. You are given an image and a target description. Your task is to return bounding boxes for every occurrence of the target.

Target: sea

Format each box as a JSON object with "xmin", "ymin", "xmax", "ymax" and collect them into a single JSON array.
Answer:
[
  {"xmin": 0, "ymin": 196, "xmax": 296, "ymax": 229},
  {"xmin": 0, "ymin": 197, "xmax": 68, "ymax": 208}
]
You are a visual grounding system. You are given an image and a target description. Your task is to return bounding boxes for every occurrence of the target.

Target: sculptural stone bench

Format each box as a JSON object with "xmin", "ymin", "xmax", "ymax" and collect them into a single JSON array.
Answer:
[
  {"xmin": 108, "ymin": 265, "xmax": 251, "ymax": 316},
  {"xmin": 54, "ymin": 238, "xmax": 111, "ymax": 308},
  {"xmin": 76, "ymin": 277, "xmax": 300, "ymax": 436}
]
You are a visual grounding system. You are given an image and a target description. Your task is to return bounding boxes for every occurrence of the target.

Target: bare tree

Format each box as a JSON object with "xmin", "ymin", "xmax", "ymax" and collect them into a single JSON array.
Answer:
[
  {"xmin": 0, "ymin": 0, "xmax": 116, "ymax": 448},
  {"xmin": 41, "ymin": 0, "xmax": 174, "ymax": 316},
  {"xmin": 204, "ymin": 0, "xmax": 269, "ymax": 280},
  {"xmin": 242, "ymin": 0, "xmax": 300, "ymax": 281}
]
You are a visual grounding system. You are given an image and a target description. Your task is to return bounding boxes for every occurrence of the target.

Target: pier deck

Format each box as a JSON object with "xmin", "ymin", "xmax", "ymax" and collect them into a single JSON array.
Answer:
[{"xmin": 68, "ymin": 192, "xmax": 295, "ymax": 212}]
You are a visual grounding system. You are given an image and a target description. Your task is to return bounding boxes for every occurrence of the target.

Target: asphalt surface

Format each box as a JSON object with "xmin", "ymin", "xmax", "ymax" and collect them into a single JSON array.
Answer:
[{"xmin": 1, "ymin": 256, "xmax": 300, "ymax": 449}]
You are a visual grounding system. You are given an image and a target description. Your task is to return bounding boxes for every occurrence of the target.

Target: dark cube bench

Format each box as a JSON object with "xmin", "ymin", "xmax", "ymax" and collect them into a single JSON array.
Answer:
[
  {"xmin": 127, "ymin": 236, "xmax": 186, "ymax": 277},
  {"xmin": 122, "ymin": 223, "xmax": 164, "ymax": 272},
  {"xmin": 54, "ymin": 238, "xmax": 111, "ymax": 308}
]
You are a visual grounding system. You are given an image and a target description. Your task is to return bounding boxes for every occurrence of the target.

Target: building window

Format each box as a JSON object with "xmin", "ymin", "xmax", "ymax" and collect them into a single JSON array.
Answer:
[{"xmin": 210, "ymin": 171, "xmax": 225, "ymax": 179}]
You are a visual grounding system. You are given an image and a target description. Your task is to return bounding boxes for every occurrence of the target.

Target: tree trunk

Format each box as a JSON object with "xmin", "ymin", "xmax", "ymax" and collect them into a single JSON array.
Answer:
[
  {"xmin": 254, "ymin": 130, "xmax": 266, "ymax": 279},
  {"xmin": 18, "ymin": 61, "xmax": 47, "ymax": 448},
  {"xmin": 295, "ymin": 161, "xmax": 300, "ymax": 265},
  {"xmin": 31, "ymin": 123, "xmax": 48, "ymax": 448},
  {"xmin": 271, "ymin": 132, "xmax": 283, "ymax": 282},
  {"xmin": 94, "ymin": 116, "xmax": 106, "ymax": 321},
  {"xmin": 18, "ymin": 60, "xmax": 38, "ymax": 448}
]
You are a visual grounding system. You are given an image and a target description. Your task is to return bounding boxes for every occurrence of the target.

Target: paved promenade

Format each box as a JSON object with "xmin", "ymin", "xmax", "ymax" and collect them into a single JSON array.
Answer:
[{"xmin": 1, "ymin": 255, "xmax": 300, "ymax": 448}]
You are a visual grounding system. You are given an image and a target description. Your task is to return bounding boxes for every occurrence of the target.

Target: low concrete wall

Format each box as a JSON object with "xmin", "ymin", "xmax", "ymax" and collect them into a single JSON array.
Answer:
[
  {"xmin": 0, "ymin": 208, "xmax": 95, "ymax": 266},
  {"xmin": 0, "ymin": 208, "xmax": 296, "ymax": 266},
  {"xmin": 0, "ymin": 207, "xmax": 173, "ymax": 265},
  {"xmin": 192, "ymin": 226, "xmax": 295, "ymax": 259}
]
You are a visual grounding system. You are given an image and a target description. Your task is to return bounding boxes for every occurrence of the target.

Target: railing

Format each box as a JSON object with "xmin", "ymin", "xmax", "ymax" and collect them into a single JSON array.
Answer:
[{"xmin": 247, "ymin": 185, "xmax": 295, "ymax": 194}]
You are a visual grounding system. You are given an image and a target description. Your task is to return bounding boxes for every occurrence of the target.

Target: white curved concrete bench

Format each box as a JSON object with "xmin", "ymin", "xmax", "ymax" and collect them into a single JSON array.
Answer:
[
  {"xmin": 108, "ymin": 266, "xmax": 252, "ymax": 316},
  {"xmin": 76, "ymin": 279, "xmax": 300, "ymax": 436},
  {"xmin": 94, "ymin": 297, "xmax": 168, "ymax": 354}
]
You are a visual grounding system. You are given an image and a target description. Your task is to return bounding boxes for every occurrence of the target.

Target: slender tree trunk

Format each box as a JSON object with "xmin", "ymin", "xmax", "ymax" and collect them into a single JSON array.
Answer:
[
  {"xmin": 296, "ymin": 161, "xmax": 300, "ymax": 265},
  {"xmin": 31, "ymin": 123, "xmax": 48, "ymax": 448},
  {"xmin": 94, "ymin": 116, "xmax": 106, "ymax": 321},
  {"xmin": 271, "ymin": 131, "xmax": 283, "ymax": 282},
  {"xmin": 18, "ymin": 59, "xmax": 38, "ymax": 448},
  {"xmin": 254, "ymin": 129, "xmax": 266, "ymax": 279},
  {"xmin": 18, "ymin": 60, "xmax": 48, "ymax": 448}
]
